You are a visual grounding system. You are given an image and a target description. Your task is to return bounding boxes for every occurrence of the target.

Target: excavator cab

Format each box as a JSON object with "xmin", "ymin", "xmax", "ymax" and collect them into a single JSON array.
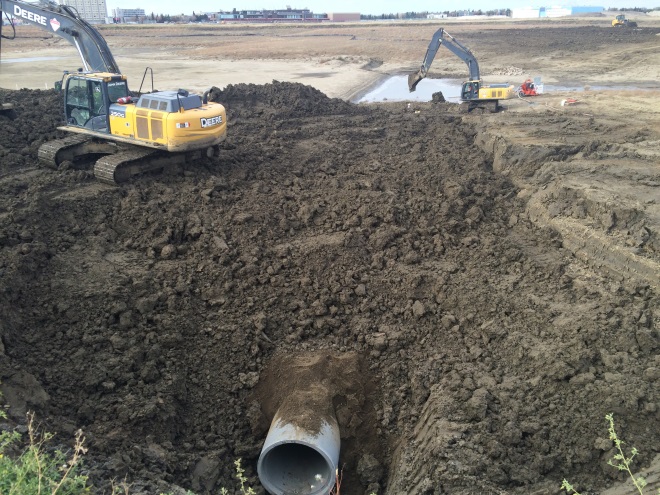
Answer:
[
  {"xmin": 63, "ymin": 73, "xmax": 129, "ymax": 132},
  {"xmin": 461, "ymin": 80, "xmax": 480, "ymax": 101}
]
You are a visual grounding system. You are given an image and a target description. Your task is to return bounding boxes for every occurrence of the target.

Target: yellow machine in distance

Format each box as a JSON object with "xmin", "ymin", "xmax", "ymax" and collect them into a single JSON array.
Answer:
[
  {"xmin": 409, "ymin": 28, "xmax": 514, "ymax": 111},
  {"xmin": 460, "ymin": 79, "xmax": 514, "ymax": 103},
  {"xmin": 612, "ymin": 14, "xmax": 637, "ymax": 27}
]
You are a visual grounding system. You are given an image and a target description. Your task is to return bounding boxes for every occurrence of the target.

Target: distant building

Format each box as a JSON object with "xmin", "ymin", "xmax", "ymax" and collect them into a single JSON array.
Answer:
[
  {"xmin": 327, "ymin": 12, "xmax": 360, "ymax": 22},
  {"xmin": 511, "ymin": 7, "xmax": 540, "ymax": 18},
  {"xmin": 112, "ymin": 7, "xmax": 146, "ymax": 22},
  {"xmin": 212, "ymin": 8, "xmax": 328, "ymax": 23},
  {"xmin": 542, "ymin": 6, "xmax": 572, "ymax": 17},
  {"xmin": 570, "ymin": 6, "xmax": 605, "ymax": 13},
  {"xmin": 59, "ymin": 0, "xmax": 108, "ymax": 23},
  {"xmin": 511, "ymin": 5, "xmax": 603, "ymax": 18}
]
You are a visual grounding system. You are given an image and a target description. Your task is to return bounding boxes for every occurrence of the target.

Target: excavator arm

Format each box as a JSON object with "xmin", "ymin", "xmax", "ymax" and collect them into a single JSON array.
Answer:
[
  {"xmin": 0, "ymin": 0, "xmax": 119, "ymax": 73},
  {"xmin": 408, "ymin": 28, "xmax": 480, "ymax": 92}
]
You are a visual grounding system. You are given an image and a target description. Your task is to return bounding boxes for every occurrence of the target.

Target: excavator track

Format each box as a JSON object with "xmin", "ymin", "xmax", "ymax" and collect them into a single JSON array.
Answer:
[
  {"xmin": 94, "ymin": 146, "xmax": 205, "ymax": 185},
  {"xmin": 94, "ymin": 147, "xmax": 158, "ymax": 185},
  {"xmin": 39, "ymin": 134, "xmax": 212, "ymax": 185},
  {"xmin": 38, "ymin": 134, "xmax": 116, "ymax": 169}
]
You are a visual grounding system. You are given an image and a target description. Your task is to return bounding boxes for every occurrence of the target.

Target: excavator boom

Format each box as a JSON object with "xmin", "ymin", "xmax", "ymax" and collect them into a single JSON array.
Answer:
[
  {"xmin": 409, "ymin": 28, "xmax": 480, "ymax": 92},
  {"xmin": 0, "ymin": 0, "xmax": 119, "ymax": 73}
]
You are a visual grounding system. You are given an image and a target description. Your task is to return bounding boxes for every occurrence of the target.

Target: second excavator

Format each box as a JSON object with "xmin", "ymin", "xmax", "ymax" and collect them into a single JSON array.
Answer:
[
  {"xmin": 408, "ymin": 28, "xmax": 514, "ymax": 111},
  {"xmin": 0, "ymin": 0, "xmax": 227, "ymax": 184}
]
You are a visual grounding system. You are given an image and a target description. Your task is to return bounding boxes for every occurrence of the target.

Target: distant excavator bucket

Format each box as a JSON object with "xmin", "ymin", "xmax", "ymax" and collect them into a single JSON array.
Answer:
[{"xmin": 408, "ymin": 71, "xmax": 425, "ymax": 92}]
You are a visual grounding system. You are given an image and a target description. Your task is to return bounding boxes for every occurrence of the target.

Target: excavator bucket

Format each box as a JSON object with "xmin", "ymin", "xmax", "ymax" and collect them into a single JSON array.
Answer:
[{"xmin": 408, "ymin": 71, "xmax": 425, "ymax": 92}]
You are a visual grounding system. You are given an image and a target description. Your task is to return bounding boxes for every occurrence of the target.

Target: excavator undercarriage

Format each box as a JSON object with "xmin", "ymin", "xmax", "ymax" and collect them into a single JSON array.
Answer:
[{"xmin": 38, "ymin": 134, "xmax": 222, "ymax": 185}]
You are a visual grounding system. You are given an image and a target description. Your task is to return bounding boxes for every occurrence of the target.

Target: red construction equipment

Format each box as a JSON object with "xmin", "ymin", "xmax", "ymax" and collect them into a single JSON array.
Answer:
[{"xmin": 517, "ymin": 79, "xmax": 539, "ymax": 97}]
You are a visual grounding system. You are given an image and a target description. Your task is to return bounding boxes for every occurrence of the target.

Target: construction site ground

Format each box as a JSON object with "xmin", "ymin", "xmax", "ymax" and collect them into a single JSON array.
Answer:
[{"xmin": 0, "ymin": 16, "xmax": 659, "ymax": 495}]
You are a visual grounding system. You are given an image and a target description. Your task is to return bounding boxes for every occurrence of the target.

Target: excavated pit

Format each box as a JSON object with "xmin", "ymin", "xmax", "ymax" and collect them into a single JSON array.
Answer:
[{"xmin": 0, "ymin": 83, "xmax": 658, "ymax": 495}]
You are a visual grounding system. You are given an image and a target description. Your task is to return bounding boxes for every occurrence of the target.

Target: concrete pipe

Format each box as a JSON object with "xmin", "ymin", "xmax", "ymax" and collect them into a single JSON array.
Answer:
[{"xmin": 257, "ymin": 399, "xmax": 340, "ymax": 495}]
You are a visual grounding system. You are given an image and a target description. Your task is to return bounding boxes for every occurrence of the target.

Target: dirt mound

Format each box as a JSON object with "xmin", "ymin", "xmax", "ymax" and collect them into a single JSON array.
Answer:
[
  {"xmin": 207, "ymin": 80, "xmax": 359, "ymax": 119},
  {"xmin": 0, "ymin": 88, "xmax": 64, "ymax": 174},
  {"xmin": 0, "ymin": 83, "xmax": 658, "ymax": 495},
  {"xmin": 431, "ymin": 91, "xmax": 446, "ymax": 103}
]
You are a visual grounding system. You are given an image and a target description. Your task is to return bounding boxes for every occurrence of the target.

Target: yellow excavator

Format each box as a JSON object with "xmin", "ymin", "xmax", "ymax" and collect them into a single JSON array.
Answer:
[
  {"xmin": 611, "ymin": 14, "xmax": 637, "ymax": 27},
  {"xmin": 408, "ymin": 28, "xmax": 514, "ymax": 111},
  {"xmin": 0, "ymin": 0, "xmax": 227, "ymax": 184}
]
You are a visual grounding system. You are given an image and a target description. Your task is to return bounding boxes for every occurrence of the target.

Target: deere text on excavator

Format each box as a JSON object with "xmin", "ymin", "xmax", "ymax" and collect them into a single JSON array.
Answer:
[
  {"xmin": 408, "ymin": 28, "xmax": 514, "ymax": 111},
  {"xmin": 0, "ymin": 0, "xmax": 227, "ymax": 184}
]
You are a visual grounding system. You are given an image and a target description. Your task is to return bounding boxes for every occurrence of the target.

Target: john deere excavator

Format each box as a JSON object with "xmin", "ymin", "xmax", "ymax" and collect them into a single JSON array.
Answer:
[
  {"xmin": 0, "ymin": 0, "xmax": 227, "ymax": 184},
  {"xmin": 408, "ymin": 28, "xmax": 514, "ymax": 111}
]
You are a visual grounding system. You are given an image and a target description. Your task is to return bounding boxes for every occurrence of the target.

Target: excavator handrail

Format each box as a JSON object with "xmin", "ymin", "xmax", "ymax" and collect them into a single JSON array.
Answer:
[
  {"xmin": 137, "ymin": 66, "xmax": 154, "ymax": 96},
  {"xmin": 409, "ymin": 28, "xmax": 481, "ymax": 92},
  {"xmin": 0, "ymin": 0, "xmax": 119, "ymax": 74}
]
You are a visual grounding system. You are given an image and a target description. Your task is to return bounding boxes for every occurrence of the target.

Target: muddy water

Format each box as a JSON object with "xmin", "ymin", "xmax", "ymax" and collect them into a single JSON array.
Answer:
[
  {"xmin": 357, "ymin": 75, "xmax": 655, "ymax": 104},
  {"xmin": 356, "ymin": 75, "xmax": 463, "ymax": 103}
]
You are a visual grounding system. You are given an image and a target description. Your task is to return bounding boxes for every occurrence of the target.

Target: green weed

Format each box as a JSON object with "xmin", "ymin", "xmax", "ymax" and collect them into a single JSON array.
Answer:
[
  {"xmin": 0, "ymin": 411, "xmax": 89, "ymax": 495},
  {"xmin": 219, "ymin": 458, "xmax": 256, "ymax": 495},
  {"xmin": 561, "ymin": 413, "xmax": 659, "ymax": 495}
]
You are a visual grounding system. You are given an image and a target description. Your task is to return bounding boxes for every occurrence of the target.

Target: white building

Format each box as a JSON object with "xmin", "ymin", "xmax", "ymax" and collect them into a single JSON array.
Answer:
[
  {"xmin": 112, "ymin": 7, "xmax": 146, "ymax": 22},
  {"xmin": 544, "ymin": 6, "xmax": 572, "ymax": 17},
  {"xmin": 59, "ymin": 0, "xmax": 108, "ymax": 23},
  {"xmin": 511, "ymin": 7, "xmax": 540, "ymax": 18},
  {"xmin": 511, "ymin": 5, "xmax": 587, "ymax": 18}
]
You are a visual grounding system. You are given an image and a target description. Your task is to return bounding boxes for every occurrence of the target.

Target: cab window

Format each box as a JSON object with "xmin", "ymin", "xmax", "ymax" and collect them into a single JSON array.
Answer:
[
  {"xmin": 65, "ymin": 78, "xmax": 91, "ymax": 126},
  {"xmin": 64, "ymin": 78, "xmax": 110, "ymax": 132},
  {"xmin": 91, "ymin": 81, "xmax": 105, "ymax": 116},
  {"xmin": 107, "ymin": 81, "xmax": 129, "ymax": 102}
]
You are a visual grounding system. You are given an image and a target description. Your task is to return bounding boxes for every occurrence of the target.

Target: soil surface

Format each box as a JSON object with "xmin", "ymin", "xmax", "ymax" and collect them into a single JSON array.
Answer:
[{"xmin": 0, "ymin": 19, "xmax": 659, "ymax": 495}]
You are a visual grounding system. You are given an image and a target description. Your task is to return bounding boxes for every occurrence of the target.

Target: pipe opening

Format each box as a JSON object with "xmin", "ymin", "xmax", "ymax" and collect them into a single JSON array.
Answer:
[{"xmin": 259, "ymin": 442, "xmax": 334, "ymax": 495}]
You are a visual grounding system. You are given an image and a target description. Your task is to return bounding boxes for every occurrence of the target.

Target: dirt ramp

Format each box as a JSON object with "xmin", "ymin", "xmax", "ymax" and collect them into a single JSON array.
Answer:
[{"xmin": 473, "ymin": 106, "xmax": 660, "ymax": 290}]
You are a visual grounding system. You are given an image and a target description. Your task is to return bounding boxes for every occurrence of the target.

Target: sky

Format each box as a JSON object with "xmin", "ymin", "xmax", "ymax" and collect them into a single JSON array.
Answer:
[{"xmin": 121, "ymin": 0, "xmax": 659, "ymax": 17}]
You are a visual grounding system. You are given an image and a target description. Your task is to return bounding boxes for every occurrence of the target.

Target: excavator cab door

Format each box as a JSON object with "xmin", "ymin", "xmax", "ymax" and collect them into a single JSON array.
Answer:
[
  {"xmin": 64, "ymin": 76, "xmax": 112, "ymax": 132},
  {"xmin": 461, "ymin": 81, "xmax": 480, "ymax": 101}
]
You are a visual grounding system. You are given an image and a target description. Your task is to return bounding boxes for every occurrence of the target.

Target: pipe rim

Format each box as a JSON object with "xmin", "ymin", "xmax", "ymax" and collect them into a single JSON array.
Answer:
[{"xmin": 258, "ymin": 439, "xmax": 337, "ymax": 495}]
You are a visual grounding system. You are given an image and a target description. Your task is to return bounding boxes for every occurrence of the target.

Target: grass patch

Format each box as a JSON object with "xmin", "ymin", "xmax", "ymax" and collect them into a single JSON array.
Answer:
[{"xmin": 0, "ymin": 412, "xmax": 88, "ymax": 495}]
